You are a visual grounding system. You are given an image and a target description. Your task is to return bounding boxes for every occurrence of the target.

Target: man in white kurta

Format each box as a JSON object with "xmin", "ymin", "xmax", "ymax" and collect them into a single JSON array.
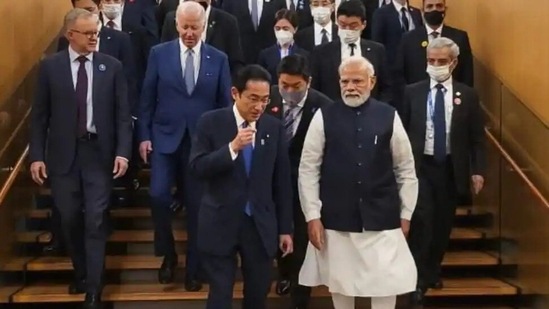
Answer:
[{"xmin": 298, "ymin": 56, "xmax": 419, "ymax": 309}]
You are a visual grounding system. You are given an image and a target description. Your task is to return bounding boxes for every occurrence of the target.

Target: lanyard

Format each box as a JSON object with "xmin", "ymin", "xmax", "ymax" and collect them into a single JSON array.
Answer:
[{"xmin": 427, "ymin": 87, "xmax": 446, "ymax": 123}]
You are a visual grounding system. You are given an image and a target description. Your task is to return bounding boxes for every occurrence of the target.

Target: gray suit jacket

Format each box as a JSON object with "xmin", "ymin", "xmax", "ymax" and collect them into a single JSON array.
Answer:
[{"xmin": 30, "ymin": 50, "xmax": 132, "ymax": 174}]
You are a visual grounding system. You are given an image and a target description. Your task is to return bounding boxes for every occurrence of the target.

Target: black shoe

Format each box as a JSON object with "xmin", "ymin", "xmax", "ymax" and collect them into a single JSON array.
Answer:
[
  {"xmin": 169, "ymin": 200, "xmax": 182, "ymax": 214},
  {"xmin": 184, "ymin": 277, "xmax": 203, "ymax": 292},
  {"xmin": 68, "ymin": 279, "xmax": 86, "ymax": 295},
  {"xmin": 276, "ymin": 279, "xmax": 291, "ymax": 295},
  {"xmin": 158, "ymin": 255, "xmax": 178, "ymax": 284},
  {"xmin": 410, "ymin": 287, "xmax": 426, "ymax": 306},
  {"xmin": 42, "ymin": 237, "xmax": 65, "ymax": 256},
  {"xmin": 83, "ymin": 292, "xmax": 103, "ymax": 309},
  {"xmin": 131, "ymin": 178, "xmax": 140, "ymax": 191},
  {"xmin": 430, "ymin": 279, "xmax": 443, "ymax": 289}
]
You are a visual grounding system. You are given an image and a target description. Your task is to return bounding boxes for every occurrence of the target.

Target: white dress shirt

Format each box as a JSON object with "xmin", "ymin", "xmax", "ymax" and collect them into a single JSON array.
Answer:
[
  {"xmin": 314, "ymin": 21, "xmax": 333, "ymax": 46},
  {"xmin": 179, "ymin": 39, "xmax": 202, "ymax": 84},
  {"xmin": 424, "ymin": 77, "xmax": 453, "ymax": 155},
  {"xmin": 249, "ymin": 0, "xmax": 264, "ymax": 23},
  {"xmin": 392, "ymin": 0, "xmax": 416, "ymax": 31},
  {"xmin": 298, "ymin": 109, "xmax": 418, "ymax": 222},
  {"xmin": 201, "ymin": 4, "xmax": 212, "ymax": 42},
  {"xmin": 426, "ymin": 24, "xmax": 444, "ymax": 42},
  {"xmin": 340, "ymin": 40, "xmax": 362, "ymax": 60},
  {"xmin": 68, "ymin": 46, "xmax": 96, "ymax": 133},
  {"xmin": 229, "ymin": 104, "xmax": 256, "ymax": 160},
  {"xmin": 282, "ymin": 91, "xmax": 307, "ymax": 136}
]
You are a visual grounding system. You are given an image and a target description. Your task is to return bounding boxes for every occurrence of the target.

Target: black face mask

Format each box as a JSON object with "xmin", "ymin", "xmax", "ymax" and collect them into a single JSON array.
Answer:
[
  {"xmin": 198, "ymin": 1, "xmax": 209, "ymax": 11},
  {"xmin": 424, "ymin": 10, "xmax": 445, "ymax": 26}
]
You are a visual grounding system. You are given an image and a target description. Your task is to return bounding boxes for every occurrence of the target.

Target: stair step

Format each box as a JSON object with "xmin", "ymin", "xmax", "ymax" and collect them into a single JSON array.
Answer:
[
  {"xmin": 10, "ymin": 278, "xmax": 517, "ymax": 303},
  {"xmin": 0, "ymin": 286, "xmax": 22, "ymax": 303},
  {"xmin": 14, "ymin": 251, "xmax": 498, "ymax": 272},
  {"xmin": 16, "ymin": 228, "xmax": 485, "ymax": 244},
  {"xmin": 26, "ymin": 206, "xmax": 486, "ymax": 220}
]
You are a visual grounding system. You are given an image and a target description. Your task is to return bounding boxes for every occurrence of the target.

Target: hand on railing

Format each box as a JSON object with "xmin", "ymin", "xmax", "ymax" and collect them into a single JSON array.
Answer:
[
  {"xmin": 30, "ymin": 161, "xmax": 47, "ymax": 185},
  {"xmin": 471, "ymin": 175, "xmax": 484, "ymax": 195}
]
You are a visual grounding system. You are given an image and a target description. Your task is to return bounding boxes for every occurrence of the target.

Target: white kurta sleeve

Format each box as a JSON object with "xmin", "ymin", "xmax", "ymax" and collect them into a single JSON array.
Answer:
[
  {"xmin": 298, "ymin": 110, "xmax": 325, "ymax": 222},
  {"xmin": 390, "ymin": 111, "xmax": 418, "ymax": 221}
]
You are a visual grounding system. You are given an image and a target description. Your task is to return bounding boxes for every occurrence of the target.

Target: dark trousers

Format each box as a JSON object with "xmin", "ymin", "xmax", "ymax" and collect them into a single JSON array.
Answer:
[
  {"xmin": 49, "ymin": 139, "xmax": 112, "ymax": 293},
  {"xmin": 277, "ymin": 201, "xmax": 311, "ymax": 308},
  {"xmin": 409, "ymin": 155, "xmax": 458, "ymax": 288},
  {"xmin": 203, "ymin": 215, "xmax": 273, "ymax": 309},
  {"xmin": 149, "ymin": 132, "xmax": 202, "ymax": 278}
]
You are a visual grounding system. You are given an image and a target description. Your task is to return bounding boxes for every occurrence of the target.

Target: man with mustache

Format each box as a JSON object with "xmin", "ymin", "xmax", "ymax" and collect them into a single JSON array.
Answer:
[{"xmin": 298, "ymin": 55, "xmax": 418, "ymax": 309}]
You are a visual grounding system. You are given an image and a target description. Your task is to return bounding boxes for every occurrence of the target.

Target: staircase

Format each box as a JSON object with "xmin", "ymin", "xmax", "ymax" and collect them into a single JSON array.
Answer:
[{"xmin": 0, "ymin": 184, "xmax": 520, "ymax": 308}]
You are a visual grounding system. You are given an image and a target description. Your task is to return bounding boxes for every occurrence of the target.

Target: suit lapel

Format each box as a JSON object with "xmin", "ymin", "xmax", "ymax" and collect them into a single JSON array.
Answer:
[
  {"xmin": 331, "ymin": 41, "xmax": 342, "ymax": 75},
  {"xmin": 267, "ymin": 88, "xmax": 284, "ymax": 119},
  {"xmin": 169, "ymin": 40, "xmax": 187, "ymax": 93},
  {"xmin": 99, "ymin": 31, "xmax": 114, "ymax": 56},
  {"xmin": 387, "ymin": 5, "xmax": 403, "ymax": 33},
  {"xmin": 193, "ymin": 44, "xmax": 208, "ymax": 94},
  {"xmin": 251, "ymin": 116, "xmax": 265, "ymax": 178},
  {"xmin": 92, "ymin": 52, "xmax": 102, "ymax": 122},
  {"xmin": 416, "ymin": 81, "xmax": 430, "ymax": 143},
  {"xmin": 206, "ymin": 10, "xmax": 217, "ymax": 43},
  {"xmin": 61, "ymin": 50, "xmax": 78, "ymax": 107},
  {"xmin": 331, "ymin": 23, "xmax": 339, "ymax": 40},
  {"xmin": 450, "ymin": 81, "xmax": 462, "ymax": 136},
  {"xmin": 293, "ymin": 92, "xmax": 318, "ymax": 141}
]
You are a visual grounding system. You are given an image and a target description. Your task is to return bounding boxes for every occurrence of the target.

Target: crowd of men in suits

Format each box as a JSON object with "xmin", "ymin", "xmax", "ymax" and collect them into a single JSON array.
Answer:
[{"xmin": 28, "ymin": 0, "xmax": 485, "ymax": 308}]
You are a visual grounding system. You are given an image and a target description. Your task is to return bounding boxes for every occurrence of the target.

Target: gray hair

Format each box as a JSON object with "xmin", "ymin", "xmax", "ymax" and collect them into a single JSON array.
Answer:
[
  {"xmin": 64, "ymin": 8, "xmax": 96, "ymax": 31},
  {"xmin": 427, "ymin": 37, "xmax": 460, "ymax": 59},
  {"xmin": 338, "ymin": 56, "xmax": 376, "ymax": 77},
  {"xmin": 176, "ymin": 1, "xmax": 206, "ymax": 26}
]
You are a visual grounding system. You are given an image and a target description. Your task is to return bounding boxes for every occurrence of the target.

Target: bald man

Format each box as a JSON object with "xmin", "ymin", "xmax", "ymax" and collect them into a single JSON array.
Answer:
[
  {"xmin": 138, "ymin": 1, "xmax": 232, "ymax": 291},
  {"xmin": 298, "ymin": 56, "xmax": 418, "ymax": 309}
]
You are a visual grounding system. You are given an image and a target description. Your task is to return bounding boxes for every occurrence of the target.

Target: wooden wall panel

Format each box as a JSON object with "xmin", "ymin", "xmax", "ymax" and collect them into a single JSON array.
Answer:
[
  {"xmin": 0, "ymin": 0, "xmax": 71, "ymax": 105},
  {"xmin": 408, "ymin": 0, "xmax": 549, "ymax": 124}
]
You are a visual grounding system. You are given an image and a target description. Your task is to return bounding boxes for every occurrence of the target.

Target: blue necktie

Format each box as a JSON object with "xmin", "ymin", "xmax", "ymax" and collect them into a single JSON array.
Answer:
[
  {"xmin": 184, "ymin": 49, "xmax": 195, "ymax": 95},
  {"xmin": 433, "ymin": 84, "xmax": 446, "ymax": 162},
  {"xmin": 242, "ymin": 122, "xmax": 253, "ymax": 215}
]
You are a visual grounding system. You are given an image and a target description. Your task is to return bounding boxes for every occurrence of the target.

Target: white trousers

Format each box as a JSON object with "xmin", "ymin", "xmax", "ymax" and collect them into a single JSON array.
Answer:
[{"xmin": 331, "ymin": 293, "xmax": 397, "ymax": 309}]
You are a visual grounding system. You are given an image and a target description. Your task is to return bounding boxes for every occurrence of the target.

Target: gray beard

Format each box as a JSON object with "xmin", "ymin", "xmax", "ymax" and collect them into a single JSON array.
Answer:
[{"xmin": 342, "ymin": 93, "xmax": 370, "ymax": 107}]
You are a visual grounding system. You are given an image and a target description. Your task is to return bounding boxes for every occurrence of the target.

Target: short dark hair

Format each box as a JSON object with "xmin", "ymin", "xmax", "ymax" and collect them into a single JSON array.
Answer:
[
  {"xmin": 233, "ymin": 65, "xmax": 272, "ymax": 93},
  {"xmin": 274, "ymin": 9, "xmax": 299, "ymax": 29},
  {"xmin": 336, "ymin": 0, "xmax": 366, "ymax": 22},
  {"xmin": 276, "ymin": 54, "xmax": 311, "ymax": 81},
  {"xmin": 71, "ymin": 0, "xmax": 101, "ymax": 7}
]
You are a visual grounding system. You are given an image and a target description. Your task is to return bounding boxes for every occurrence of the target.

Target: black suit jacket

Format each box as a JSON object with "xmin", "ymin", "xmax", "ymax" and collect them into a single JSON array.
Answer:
[
  {"xmin": 189, "ymin": 108, "xmax": 293, "ymax": 257},
  {"xmin": 371, "ymin": 4, "xmax": 423, "ymax": 67},
  {"xmin": 310, "ymin": 39, "xmax": 393, "ymax": 103},
  {"xmin": 161, "ymin": 8, "xmax": 245, "ymax": 73},
  {"xmin": 401, "ymin": 80, "xmax": 486, "ymax": 198},
  {"xmin": 223, "ymin": 0, "xmax": 287, "ymax": 63},
  {"xmin": 30, "ymin": 51, "xmax": 132, "ymax": 174},
  {"xmin": 363, "ymin": 0, "xmax": 385, "ymax": 40},
  {"xmin": 396, "ymin": 25, "xmax": 474, "ymax": 87},
  {"xmin": 265, "ymin": 87, "xmax": 332, "ymax": 186},
  {"xmin": 286, "ymin": 0, "xmax": 313, "ymax": 29},
  {"xmin": 155, "ymin": 0, "xmax": 178, "ymax": 36},
  {"xmin": 294, "ymin": 23, "xmax": 338, "ymax": 53},
  {"xmin": 57, "ymin": 28, "xmax": 139, "ymax": 116},
  {"xmin": 257, "ymin": 45, "xmax": 309, "ymax": 83}
]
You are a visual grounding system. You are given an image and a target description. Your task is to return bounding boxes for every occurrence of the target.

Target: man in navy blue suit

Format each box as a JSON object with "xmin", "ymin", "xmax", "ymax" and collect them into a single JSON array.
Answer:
[
  {"xmin": 138, "ymin": 0, "xmax": 232, "ymax": 291},
  {"xmin": 189, "ymin": 65, "xmax": 294, "ymax": 309}
]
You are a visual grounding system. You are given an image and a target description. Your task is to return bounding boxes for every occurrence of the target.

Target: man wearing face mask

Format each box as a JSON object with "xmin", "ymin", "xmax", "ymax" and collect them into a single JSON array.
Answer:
[
  {"xmin": 298, "ymin": 55, "xmax": 418, "ymax": 309},
  {"xmin": 294, "ymin": 0, "xmax": 339, "ymax": 53},
  {"xmin": 160, "ymin": 0, "xmax": 245, "ymax": 74},
  {"xmin": 258, "ymin": 9, "xmax": 309, "ymax": 85},
  {"xmin": 265, "ymin": 54, "xmax": 332, "ymax": 307},
  {"xmin": 310, "ymin": 0, "xmax": 393, "ymax": 104},
  {"xmin": 395, "ymin": 0, "xmax": 473, "ymax": 89},
  {"xmin": 401, "ymin": 37, "xmax": 485, "ymax": 305}
]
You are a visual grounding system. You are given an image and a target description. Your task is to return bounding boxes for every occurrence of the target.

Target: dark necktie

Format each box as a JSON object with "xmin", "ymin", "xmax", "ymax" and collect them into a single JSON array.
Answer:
[
  {"xmin": 401, "ymin": 7, "xmax": 410, "ymax": 32},
  {"xmin": 289, "ymin": 0, "xmax": 296, "ymax": 11},
  {"xmin": 241, "ymin": 122, "xmax": 253, "ymax": 215},
  {"xmin": 76, "ymin": 56, "xmax": 89, "ymax": 137},
  {"xmin": 349, "ymin": 43, "xmax": 356, "ymax": 56},
  {"xmin": 106, "ymin": 20, "xmax": 115, "ymax": 28},
  {"xmin": 321, "ymin": 28, "xmax": 329, "ymax": 44},
  {"xmin": 433, "ymin": 84, "xmax": 446, "ymax": 162},
  {"xmin": 432, "ymin": 31, "xmax": 440, "ymax": 39}
]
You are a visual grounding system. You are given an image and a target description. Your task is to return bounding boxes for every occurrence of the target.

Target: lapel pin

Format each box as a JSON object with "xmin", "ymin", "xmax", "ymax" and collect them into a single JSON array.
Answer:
[
  {"xmin": 367, "ymin": 47, "xmax": 371, "ymax": 51},
  {"xmin": 98, "ymin": 64, "xmax": 106, "ymax": 72},
  {"xmin": 107, "ymin": 36, "xmax": 112, "ymax": 40},
  {"xmin": 455, "ymin": 91, "xmax": 461, "ymax": 97},
  {"xmin": 206, "ymin": 55, "xmax": 210, "ymax": 59},
  {"xmin": 454, "ymin": 98, "xmax": 462, "ymax": 105},
  {"xmin": 421, "ymin": 40, "xmax": 428, "ymax": 47},
  {"xmin": 271, "ymin": 106, "xmax": 279, "ymax": 113},
  {"xmin": 261, "ymin": 139, "xmax": 265, "ymax": 146},
  {"xmin": 266, "ymin": 134, "xmax": 270, "ymax": 138}
]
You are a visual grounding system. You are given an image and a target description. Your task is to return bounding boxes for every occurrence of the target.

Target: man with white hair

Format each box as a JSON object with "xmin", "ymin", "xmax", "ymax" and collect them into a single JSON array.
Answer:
[
  {"xmin": 298, "ymin": 55, "xmax": 418, "ymax": 309},
  {"xmin": 138, "ymin": 0, "xmax": 232, "ymax": 291},
  {"xmin": 402, "ymin": 37, "xmax": 485, "ymax": 304}
]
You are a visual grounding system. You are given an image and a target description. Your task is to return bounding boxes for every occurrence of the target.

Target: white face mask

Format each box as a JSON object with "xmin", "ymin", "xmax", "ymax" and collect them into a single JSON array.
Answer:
[
  {"xmin": 426, "ymin": 64, "xmax": 452, "ymax": 82},
  {"xmin": 339, "ymin": 29, "xmax": 361, "ymax": 44},
  {"xmin": 311, "ymin": 7, "xmax": 331, "ymax": 25},
  {"xmin": 341, "ymin": 91, "xmax": 370, "ymax": 107},
  {"xmin": 102, "ymin": 3, "xmax": 122, "ymax": 20},
  {"xmin": 275, "ymin": 30, "xmax": 294, "ymax": 46}
]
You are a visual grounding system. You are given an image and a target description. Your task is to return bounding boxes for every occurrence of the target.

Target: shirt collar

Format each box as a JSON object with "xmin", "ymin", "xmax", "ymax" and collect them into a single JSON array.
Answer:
[
  {"xmin": 426, "ymin": 24, "xmax": 444, "ymax": 35},
  {"xmin": 233, "ymin": 104, "xmax": 257, "ymax": 129},
  {"xmin": 430, "ymin": 76, "xmax": 453, "ymax": 91},
  {"xmin": 205, "ymin": 4, "xmax": 212, "ymax": 20},
  {"xmin": 314, "ymin": 20, "xmax": 333, "ymax": 35},
  {"xmin": 68, "ymin": 45, "xmax": 93, "ymax": 63},
  {"xmin": 179, "ymin": 38, "xmax": 202, "ymax": 55},
  {"xmin": 392, "ymin": 0, "xmax": 408, "ymax": 12}
]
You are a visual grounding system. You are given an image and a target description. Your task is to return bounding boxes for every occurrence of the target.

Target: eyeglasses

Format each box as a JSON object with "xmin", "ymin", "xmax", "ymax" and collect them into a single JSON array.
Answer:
[
  {"xmin": 245, "ymin": 95, "xmax": 271, "ymax": 106},
  {"xmin": 71, "ymin": 29, "xmax": 100, "ymax": 39}
]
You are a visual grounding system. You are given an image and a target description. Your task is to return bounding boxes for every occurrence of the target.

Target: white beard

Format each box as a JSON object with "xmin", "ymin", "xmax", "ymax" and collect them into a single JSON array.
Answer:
[{"xmin": 342, "ymin": 93, "xmax": 370, "ymax": 107}]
